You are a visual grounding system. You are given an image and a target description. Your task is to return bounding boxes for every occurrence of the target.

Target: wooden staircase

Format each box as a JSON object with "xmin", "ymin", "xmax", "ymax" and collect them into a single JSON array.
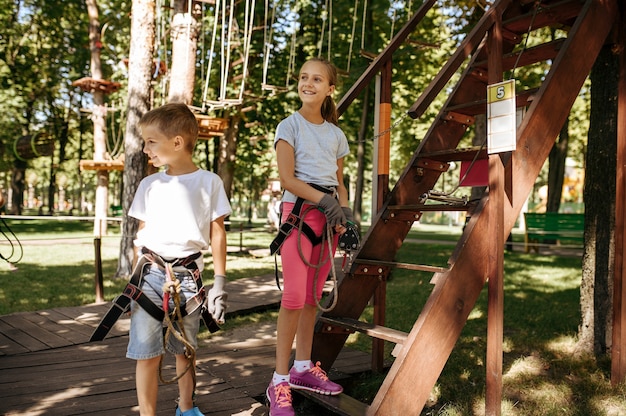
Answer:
[{"xmin": 307, "ymin": 0, "xmax": 621, "ymax": 414}]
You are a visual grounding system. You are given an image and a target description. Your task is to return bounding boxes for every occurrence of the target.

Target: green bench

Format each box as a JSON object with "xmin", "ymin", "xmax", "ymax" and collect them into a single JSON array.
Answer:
[{"xmin": 524, "ymin": 212, "xmax": 584, "ymax": 253}]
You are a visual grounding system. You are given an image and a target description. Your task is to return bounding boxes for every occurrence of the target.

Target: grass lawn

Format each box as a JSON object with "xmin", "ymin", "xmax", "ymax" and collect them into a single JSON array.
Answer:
[
  {"xmin": 0, "ymin": 217, "xmax": 277, "ymax": 314},
  {"xmin": 1, "ymin": 217, "xmax": 624, "ymax": 415}
]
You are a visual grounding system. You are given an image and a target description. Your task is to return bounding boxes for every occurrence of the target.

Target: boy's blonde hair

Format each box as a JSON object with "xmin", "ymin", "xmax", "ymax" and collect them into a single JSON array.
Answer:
[{"xmin": 139, "ymin": 102, "xmax": 199, "ymax": 152}]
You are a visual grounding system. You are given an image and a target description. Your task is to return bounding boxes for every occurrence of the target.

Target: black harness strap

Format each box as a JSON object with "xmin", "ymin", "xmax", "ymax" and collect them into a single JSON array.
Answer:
[
  {"xmin": 89, "ymin": 249, "xmax": 219, "ymax": 342},
  {"xmin": 269, "ymin": 183, "xmax": 336, "ymax": 255}
]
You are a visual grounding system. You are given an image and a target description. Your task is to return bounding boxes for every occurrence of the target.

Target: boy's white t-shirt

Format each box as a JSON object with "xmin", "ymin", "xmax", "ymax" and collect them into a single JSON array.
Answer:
[
  {"xmin": 274, "ymin": 111, "xmax": 350, "ymax": 204},
  {"xmin": 129, "ymin": 169, "xmax": 232, "ymax": 270}
]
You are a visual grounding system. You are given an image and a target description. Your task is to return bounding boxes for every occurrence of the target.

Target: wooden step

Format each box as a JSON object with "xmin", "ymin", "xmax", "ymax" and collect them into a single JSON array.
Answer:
[
  {"xmin": 444, "ymin": 87, "xmax": 539, "ymax": 116},
  {"xmin": 293, "ymin": 390, "xmax": 369, "ymax": 416},
  {"xmin": 502, "ymin": 0, "xmax": 583, "ymax": 33},
  {"xmin": 319, "ymin": 316, "xmax": 408, "ymax": 345},
  {"xmin": 419, "ymin": 146, "xmax": 487, "ymax": 162}
]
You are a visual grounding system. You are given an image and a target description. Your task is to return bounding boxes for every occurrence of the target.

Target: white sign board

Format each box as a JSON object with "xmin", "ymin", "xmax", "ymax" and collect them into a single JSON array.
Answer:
[{"xmin": 487, "ymin": 79, "xmax": 516, "ymax": 154}]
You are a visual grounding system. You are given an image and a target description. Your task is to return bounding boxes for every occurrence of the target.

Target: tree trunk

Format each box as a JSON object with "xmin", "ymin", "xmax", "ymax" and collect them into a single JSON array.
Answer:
[
  {"xmin": 86, "ymin": 0, "xmax": 109, "ymax": 236},
  {"xmin": 217, "ymin": 111, "xmax": 239, "ymax": 199},
  {"xmin": 578, "ymin": 43, "xmax": 619, "ymax": 356},
  {"xmin": 115, "ymin": 0, "xmax": 155, "ymax": 278},
  {"xmin": 167, "ymin": 0, "xmax": 201, "ymax": 104},
  {"xmin": 9, "ymin": 160, "xmax": 26, "ymax": 215},
  {"xmin": 547, "ymin": 117, "xmax": 569, "ymax": 213}
]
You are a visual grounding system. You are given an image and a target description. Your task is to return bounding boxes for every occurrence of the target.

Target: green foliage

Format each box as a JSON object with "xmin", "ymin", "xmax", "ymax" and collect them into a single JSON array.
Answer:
[{"xmin": 0, "ymin": 1, "xmax": 594, "ymax": 260}]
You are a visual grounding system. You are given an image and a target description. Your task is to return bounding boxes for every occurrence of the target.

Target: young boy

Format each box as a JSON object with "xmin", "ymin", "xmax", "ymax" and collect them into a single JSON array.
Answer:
[{"xmin": 127, "ymin": 102, "xmax": 231, "ymax": 416}]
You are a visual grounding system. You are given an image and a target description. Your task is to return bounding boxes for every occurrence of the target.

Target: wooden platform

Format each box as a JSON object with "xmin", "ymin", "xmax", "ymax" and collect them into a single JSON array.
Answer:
[{"xmin": 0, "ymin": 274, "xmax": 371, "ymax": 415}]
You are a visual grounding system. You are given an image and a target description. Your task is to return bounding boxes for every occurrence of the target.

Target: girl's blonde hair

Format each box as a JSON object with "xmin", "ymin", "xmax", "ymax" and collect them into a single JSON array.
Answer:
[{"xmin": 306, "ymin": 57, "xmax": 339, "ymax": 126}]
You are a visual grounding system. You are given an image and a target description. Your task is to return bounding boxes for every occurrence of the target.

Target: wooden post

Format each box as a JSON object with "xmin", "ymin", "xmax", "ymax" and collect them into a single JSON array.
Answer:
[
  {"xmin": 93, "ymin": 219, "xmax": 105, "ymax": 304},
  {"xmin": 612, "ymin": 3, "xmax": 626, "ymax": 385},
  {"xmin": 372, "ymin": 59, "xmax": 393, "ymax": 373},
  {"xmin": 486, "ymin": 10, "xmax": 504, "ymax": 416},
  {"xmin": 240, "ymin": 222, "xmax": 244, "ymax": 252}
]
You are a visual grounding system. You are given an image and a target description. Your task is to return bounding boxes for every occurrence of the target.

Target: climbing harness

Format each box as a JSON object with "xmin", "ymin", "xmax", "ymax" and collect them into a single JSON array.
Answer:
[
  {"xmin": 89, "ymin": 248, "xmax": 220, "ymax": 342},
  {"xmin": 269, "ymin": 183, "xmax": 337, "ymax": 256},
  {"xmin": 269, "ymin": 184, "xmax": 361, "ymax": 312}
]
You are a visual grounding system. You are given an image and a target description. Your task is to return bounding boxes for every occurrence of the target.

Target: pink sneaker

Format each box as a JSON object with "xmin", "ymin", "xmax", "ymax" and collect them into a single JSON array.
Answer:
[
  {"xmin": 266, "ymin": 381, "xmax": 295, "ymax": 416},
  {"xmin": 289, "ymin": 361, "xmax": 343, "ymax": 395}
]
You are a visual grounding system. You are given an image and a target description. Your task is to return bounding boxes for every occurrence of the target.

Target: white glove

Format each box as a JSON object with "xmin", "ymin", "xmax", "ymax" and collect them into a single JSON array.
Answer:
[{"xmin": 208, "ymin": 274, "xmax": 228, "ymax": 324}]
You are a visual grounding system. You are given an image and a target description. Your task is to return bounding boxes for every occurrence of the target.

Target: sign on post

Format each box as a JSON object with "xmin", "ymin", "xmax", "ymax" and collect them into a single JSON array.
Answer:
[{"xmin": 487, "ymin": 79, "xmax": 516, "ymax": 154}]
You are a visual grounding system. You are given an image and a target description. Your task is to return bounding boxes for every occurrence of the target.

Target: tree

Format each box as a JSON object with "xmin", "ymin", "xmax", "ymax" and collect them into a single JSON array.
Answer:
[
  {"xmin": 168, "ymin": 0, "xmax": 201, "ymax": 104},
  {"xmin": 0, "ymin": 0, "xmax": 90, "ymax": 214},
  {"xmin": 578, "ymin": 42, "xmax": 619, "ymax": 356},
  {"xmin": 115, "ymin": 0, "xmax": 155, "ymax": 278},
  {"xmin": 86, "ymin": 0, "xmax": 112, "ymax": 235}
]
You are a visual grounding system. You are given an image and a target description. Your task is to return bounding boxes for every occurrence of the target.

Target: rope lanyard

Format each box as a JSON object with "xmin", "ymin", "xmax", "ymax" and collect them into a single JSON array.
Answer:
[
  {"xmin": 295, "ymin": 205, "xmax": 339, "ymax": 313},
  {"xmin": 158, "ymin": 263, "xmax": 197, "ymax": 388}
]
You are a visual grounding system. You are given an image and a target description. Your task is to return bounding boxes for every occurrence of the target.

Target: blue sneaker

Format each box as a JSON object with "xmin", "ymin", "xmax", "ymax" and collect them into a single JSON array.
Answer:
[{"xmin": 175, "ymin": 406, "xmax": 204, "ymax": 416}]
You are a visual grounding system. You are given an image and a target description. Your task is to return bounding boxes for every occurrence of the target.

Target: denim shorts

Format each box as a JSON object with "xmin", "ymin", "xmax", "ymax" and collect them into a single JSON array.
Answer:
[{"xmin": 126, "ymin": 264, "xmax": 202, "ymax": 360}]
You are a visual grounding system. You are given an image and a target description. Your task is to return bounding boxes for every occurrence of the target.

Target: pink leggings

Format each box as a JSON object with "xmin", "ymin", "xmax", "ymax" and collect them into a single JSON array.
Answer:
[{"xmin": 279, "ymin": 202, "xmax": 339, "ymax": 310}]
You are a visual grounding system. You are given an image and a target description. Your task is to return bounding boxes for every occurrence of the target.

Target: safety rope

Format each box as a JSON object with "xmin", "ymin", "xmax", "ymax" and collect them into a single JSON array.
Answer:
[
  {"xmin": 158, "ymin": 263, "xmax": 197, "ymax": 389},
  {"xmin": 510, "ymin": 1, "xmax": 540, "ymax": 80},
  {"xmin": 295, "ymin": 205, "xmax": 339, "ymax": 313}
]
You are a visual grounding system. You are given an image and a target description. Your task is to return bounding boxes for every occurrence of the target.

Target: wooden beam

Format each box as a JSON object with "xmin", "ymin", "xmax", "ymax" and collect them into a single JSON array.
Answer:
[
  {"xmin": 473, "ymin": 38, "xmax": 566, "ymax": 73},
  {"xmin": 503, "ymin": 0, "xmax": 584, "ymax": 33},
  {"xmin": 486, "ymin": 9, "xmax": 505, "ymax": 415},
  {"xmin": 79, "ymin": 159, "xmax": 124, "ymax": 171}
]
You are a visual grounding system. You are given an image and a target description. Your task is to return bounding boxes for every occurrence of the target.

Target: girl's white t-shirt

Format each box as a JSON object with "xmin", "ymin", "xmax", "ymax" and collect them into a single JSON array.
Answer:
[{"xmin": 129, "ymin": 169, "xmax": 232, "ymax": 269}]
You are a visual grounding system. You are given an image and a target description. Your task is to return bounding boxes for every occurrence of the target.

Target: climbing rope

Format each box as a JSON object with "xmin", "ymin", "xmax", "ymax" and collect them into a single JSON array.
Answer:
[
  {"xmin": 0, "ymin": 216, "xmax": 23, "ymax": 268},
  {"xmin": 294, "ymin": 205, "xmax": 340, "ymax": 313},
  {"xmin": 510, "ymin": 1, "xmax": 540, "ymax": 80},
  {"xmin": 158, "ymin": 263, "xmax": 197, "ymax": 388}
]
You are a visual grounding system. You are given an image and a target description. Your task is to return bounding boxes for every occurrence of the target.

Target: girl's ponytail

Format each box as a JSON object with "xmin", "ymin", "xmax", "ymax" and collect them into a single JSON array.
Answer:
[{"xmin": 322, "ymin": 96, "xmax": 339, "ymax": 126}]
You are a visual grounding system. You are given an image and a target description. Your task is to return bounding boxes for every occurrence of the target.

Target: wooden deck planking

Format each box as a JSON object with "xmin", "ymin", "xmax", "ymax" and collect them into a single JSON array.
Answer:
[
  {"xmin": 0, "ymin": 317, "xmax": 50, "ymax": 352},
  {"xmin": 0, "ymin": 274, "xmax": 369, "ymax": 415}
]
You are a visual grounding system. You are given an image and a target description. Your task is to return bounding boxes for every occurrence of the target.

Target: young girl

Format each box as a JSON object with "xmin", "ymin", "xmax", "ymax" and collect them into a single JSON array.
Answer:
[{"xmin": 267, "ymin": 58, "xmax": 353, "ymax": 415}]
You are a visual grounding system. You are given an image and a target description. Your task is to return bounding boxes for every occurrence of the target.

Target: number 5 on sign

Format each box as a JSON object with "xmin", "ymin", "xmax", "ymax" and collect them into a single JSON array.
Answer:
[{"xmin": 487, "ymin": 79, "xmax": 516, "ymax": 154}]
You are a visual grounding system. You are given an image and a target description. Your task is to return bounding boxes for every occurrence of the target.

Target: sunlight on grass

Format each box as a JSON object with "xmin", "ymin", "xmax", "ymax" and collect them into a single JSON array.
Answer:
[
  {"xmin": 546, "ymin": 334, "xmax": 579, "ymax": 356},
  {"xmin": 0, "ymin": 218, "xmax": 278, "ymax": 315},
  {"xmin": 467, "ymin": 308, "xmax": 484, "ymax": 320},
  {"xmin": 591, "ymin": 397, "xmax": 626, "ymax": 416}
]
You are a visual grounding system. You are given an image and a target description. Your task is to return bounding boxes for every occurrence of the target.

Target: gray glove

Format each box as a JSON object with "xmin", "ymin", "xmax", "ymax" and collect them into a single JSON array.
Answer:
[
  {"xmin": 341, "ymin": 207, "xmax": 355, "ymax": 224},
  {"xmin": 208, "ymin": 274, "xmax": 228, "ymax": 324},
  {"xmin": 318, "ymin": 194, "xmax": 346, "ymax": 228}
]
